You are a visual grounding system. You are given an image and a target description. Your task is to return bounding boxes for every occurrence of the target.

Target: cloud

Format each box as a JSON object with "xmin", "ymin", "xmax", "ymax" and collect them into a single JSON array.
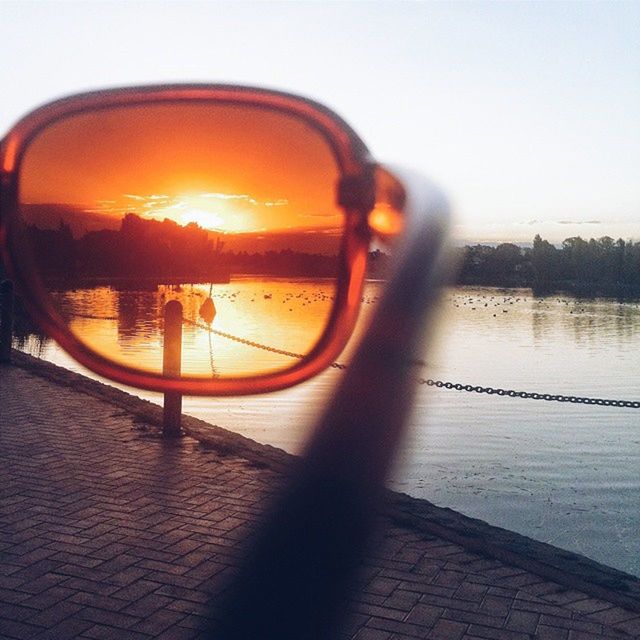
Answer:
[
  {"xmin": 86, "ymin": 206, "xmax": 130, "ymax": 214},
  {"xmin": 297, "ymin": 211, "xmax": 342, "ymax": 218},
  {"xmin": 264, "ymin": 199, "xmax": 288, "ymax": 207},
  {"xmin": 201, "ymin": 192, "xmax": 250, "ymax": 201},
  {"xmin": 122, "ymin": 192, "xmax": 288, "ymax": 209},
  {"xmin": 198, "ymin": 192, "xmax": 287, "ymax": 207},
  {"xmin": 520, "ymin": 219, "xmax": 602, "ymax": 226},
  {"xmin": 557, "ymin": 220, "xmax": 601, "ymax": 225}
]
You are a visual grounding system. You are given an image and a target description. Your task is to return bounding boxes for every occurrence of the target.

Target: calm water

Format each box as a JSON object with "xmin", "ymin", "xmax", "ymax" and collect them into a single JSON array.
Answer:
[
  {"xmin": 18, "ymin": 283, "xmax": 640, "ymax": 577},
  {"xmin": 50, "ymin": 278, "xmax": 338, "ymax": 377}
]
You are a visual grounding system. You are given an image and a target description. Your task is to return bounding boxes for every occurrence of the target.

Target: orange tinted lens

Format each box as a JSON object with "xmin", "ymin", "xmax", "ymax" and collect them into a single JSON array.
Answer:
[{"xmin": 18, "ymin": 102, "xmax": 345, "ymax": 378}]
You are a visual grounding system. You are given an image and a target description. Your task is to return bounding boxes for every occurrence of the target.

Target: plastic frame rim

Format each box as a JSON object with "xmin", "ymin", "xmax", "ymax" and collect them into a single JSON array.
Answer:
[{"xmin": 0, "ymin": 84, "xmax": 379, "ymax": 395}]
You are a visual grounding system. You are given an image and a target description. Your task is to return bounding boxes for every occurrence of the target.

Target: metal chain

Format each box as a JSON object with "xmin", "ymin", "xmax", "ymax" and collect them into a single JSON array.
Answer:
[
  {"xmin": 68, "ymin": 312, "xmax": 119, "ymax": 321},
  {"xmin": 72, "ymin": 311, "xmax": 639, "ymax": 408},
  {"xmin": 187, "ymin": 318, "xmax": 639, "ymax": 407},
  {"xmin": 186, "ymin": 319, "xmax": 354, "ymax": 370},
  {"xmin": 418, "ymin": 378, "xmax": 640, "ymax": 409},
  {"xmin": 184, "ymin": 318, "xmax": 313, "ymax": 361}
]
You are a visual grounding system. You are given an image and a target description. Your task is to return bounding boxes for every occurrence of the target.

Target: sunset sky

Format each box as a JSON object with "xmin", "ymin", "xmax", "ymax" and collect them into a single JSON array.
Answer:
[
  {"xmin": 2, "ymin": 1, "xmax": 638, "ymax": 244},
  {"xmin": 20, "ymin": 102, "xmax": 342, "ymax": 234}
]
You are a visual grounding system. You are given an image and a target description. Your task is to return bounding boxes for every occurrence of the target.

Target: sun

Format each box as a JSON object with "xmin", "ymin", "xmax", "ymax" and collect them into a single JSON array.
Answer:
[
  {"xmin": 179, "ymin": 208, "xmax": 225, "ymax": 230},
  {"xmin": 171, "ymin": 193, "xmax": 255, "ymax": 232},
  {"xmin": 127, "ymin": 192, "xmax": 259, "ymax": 232}
]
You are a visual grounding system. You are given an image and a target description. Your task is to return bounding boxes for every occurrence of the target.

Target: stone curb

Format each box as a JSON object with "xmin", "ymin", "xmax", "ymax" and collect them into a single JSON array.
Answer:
[
  {"xmin": 9, "ymin": 350, "xmax": 293, "ymax": 473},
  {"xmin": 9, "ymin": 348, "xmax": 640, "ymax": 615},
  {"xmin": 386, "ymin": 493, "xmax": 640, "ymax": 614}
]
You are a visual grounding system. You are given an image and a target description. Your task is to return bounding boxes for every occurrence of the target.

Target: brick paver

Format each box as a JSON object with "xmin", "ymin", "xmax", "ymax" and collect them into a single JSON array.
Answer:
[{"xmin": 1, "ymin": 361, "xmax": 639, "ymax": 639}]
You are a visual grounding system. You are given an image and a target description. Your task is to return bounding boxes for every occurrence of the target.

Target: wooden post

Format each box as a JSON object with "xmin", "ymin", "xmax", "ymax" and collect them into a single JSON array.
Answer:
[
  {"xmin": 0, "ymin": 280, "xmax": 14, "ymax": 364},
  {"xmin": 163, "ymin": 300, "xmax": 183, "ymax": 437}
]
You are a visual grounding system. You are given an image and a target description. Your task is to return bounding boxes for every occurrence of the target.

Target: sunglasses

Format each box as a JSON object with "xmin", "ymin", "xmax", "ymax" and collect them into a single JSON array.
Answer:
[{"xmin": 0, "ymin": 84, "xmax": 450, "ymax": 395}]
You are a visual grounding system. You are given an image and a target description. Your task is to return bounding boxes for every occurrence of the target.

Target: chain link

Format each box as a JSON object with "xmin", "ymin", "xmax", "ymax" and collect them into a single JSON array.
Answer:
[
  {"xmin": 68, "ymin": 312, "xmax": 119, "ymax": 321},
  {"xmin": 187, "ymin": 318, "xmax": 639, "ymax": 408},
  {"xmin": 186, "ymin": 319, "xmax": 352, "ymax": 369},
  {"xmin": 418, "ymin": 378, "xmax": 640, "ymax": 409},
  {"xmin": 184, "ymin": 318, "xmax": 314, "ymax": 361},
  {"xmin": 72, "ymin": 312, "xmax": 639, "ymax": 409}
]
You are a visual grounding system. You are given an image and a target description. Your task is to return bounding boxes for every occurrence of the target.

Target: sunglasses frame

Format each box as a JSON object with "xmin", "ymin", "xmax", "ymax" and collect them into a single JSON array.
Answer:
[{"xmin": 0, "ymin": 84, "xmax": 387, "ymax": 395}]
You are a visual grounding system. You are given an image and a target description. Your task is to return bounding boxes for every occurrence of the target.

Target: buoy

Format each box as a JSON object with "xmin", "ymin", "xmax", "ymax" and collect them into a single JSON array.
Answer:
[{"xmin": 199, "ymin": 297, "xmax": 216, "ymax": 324}]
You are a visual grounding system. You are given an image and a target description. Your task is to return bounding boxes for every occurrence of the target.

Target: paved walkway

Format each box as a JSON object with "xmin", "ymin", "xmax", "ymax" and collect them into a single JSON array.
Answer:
[{"xmin": 1, "ymin": 356, "xmax": 640, "ymax": 640}]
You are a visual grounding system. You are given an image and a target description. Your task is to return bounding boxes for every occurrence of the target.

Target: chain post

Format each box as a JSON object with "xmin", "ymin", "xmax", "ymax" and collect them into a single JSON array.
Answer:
[
  {"xmin": 0, "ymin": 280, "xmax": 14, "ymax": 364},
  {"xmin": 163, "ymin": 300, "xmax": 183, "ymax": 437}
]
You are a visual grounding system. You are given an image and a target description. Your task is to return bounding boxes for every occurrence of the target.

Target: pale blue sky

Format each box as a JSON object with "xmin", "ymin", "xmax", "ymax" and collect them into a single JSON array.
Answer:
[{"xmin": 2, "ymin": 1, "xmax": 638, "ymax": 243}]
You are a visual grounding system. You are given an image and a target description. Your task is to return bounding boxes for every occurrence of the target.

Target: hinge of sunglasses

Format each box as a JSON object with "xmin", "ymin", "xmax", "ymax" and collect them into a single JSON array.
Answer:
[
  {"xmin": 367, "ymin": 166, "xmax": 406, "ymax": 240},
  {"xmin": 337, "ymin": 167, "xmax": 376, "ymax": 215},
  {"xmin": 338, "ymin": 165, "xmax": 406, "ymax": 241}
]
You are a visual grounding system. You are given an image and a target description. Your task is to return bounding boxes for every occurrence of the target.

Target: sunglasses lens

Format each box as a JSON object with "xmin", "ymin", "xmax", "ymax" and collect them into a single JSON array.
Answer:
[{"xmin": 17, "ymin": 102, "xmax": 345, "ymax": 379}]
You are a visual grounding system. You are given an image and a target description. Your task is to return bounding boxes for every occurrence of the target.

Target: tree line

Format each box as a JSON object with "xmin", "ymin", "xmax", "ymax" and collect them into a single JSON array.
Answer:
[
  {"xmin": 459, "ymin": 234, "xmax": 640, "ymax": 296},
  {"xmin": 1, "ymin": 221, "xmax": 638, "ymax": 297},
  {"xmin": 16, "ymin": 213, "xmax": 341, "ymax": 284},
  {"xmin": 25, "ymin": 213, "xmax": 230, "ymax": 284}
]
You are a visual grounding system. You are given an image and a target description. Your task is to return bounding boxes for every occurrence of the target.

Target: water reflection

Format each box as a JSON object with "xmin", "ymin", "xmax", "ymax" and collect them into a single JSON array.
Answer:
[
  {"xmin": 18, "ymin": 211, "xmax": 344, "ymax": 377},
  {"xmin": 18, "ymin": 285, "xmax": 640, "ymax": 378},
  {"xmin": 528, "ymin": 295, "xmax": 640, "ymax": 347},
  {"xmin": 117, "ymin": 289, "xmax": 159, "ymax": 341},
  {"xmin": 440, "ymin": 289, "xmax": 640, "ymax": 348},
  {"xmin": 45, "ymin": 279, "xmax": 337, "ymax": 377},
  {"xmin": 16, "ymin": 285, "xmax": 640, "ymax": 576},
  {"xmin": 11, "ymin": 293, "xmax": 48, "ymax": 357}
]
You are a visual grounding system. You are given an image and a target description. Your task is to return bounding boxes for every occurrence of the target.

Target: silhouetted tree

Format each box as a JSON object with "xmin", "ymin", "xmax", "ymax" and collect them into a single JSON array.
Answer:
[
  {"xmin": 20, "ymin": 208, "xmax": 640, "ymax": 297},
  {"xmin": 531, "ymin": 234, "xmax": 559, "ymax": 292}
]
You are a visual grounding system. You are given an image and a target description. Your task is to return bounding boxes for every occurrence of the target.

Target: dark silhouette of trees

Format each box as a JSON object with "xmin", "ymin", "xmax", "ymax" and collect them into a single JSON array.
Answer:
[
  {"xmin": 457, "ymin": 234, "xmax": 640, "ymax": 297},
  {"xmin": 12, "ymin": 210, "xmax": 640, "ymax": 298},
  {"xmin": 24, "ymin": 213, "xmax": 342, "ymax": 283},
  {"xmin": 460, "ymin": 243, "xmax": 531, "ymax": 286},
  {"xmin": 228, "ymin": 248, "xmax": 338, "ymax": 277},
  {"xmin": 81, "ymin": 213, "xmax": 228, "ymax": 280},
  {"xmin": 26, "ymin": 213, "xmax": 231, "ymax": 285},
  {"xmin": 555, "ymin": 235, "xmax": 640, "ymax": 295},
  {"xmin": 26, "ymin": 220, "xmax": 76, "ymax": 277},
  {"xmin": 531, "ymin": 234, "xmax": 560, "ymax": 292}
]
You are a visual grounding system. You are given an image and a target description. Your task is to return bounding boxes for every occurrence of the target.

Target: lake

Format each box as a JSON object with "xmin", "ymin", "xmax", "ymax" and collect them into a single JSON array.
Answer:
[{"xmin": 17, "ymin": 282, "xmax": 640, "ymax": 578}]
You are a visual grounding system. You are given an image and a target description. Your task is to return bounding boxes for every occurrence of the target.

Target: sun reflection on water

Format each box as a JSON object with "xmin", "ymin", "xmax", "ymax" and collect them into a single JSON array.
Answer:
[{"xmin": 59, "ymin": 278, "xmax": 339, "ymax": 377}]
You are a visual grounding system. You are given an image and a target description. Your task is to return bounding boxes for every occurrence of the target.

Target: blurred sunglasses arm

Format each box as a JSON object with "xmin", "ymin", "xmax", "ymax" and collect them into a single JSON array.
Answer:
[
  {"xmin": 211, "ymin": 169, "xmax": 451, "ymax": 639},
  {"xmin": 305, "ymin": 166, "xmax": 451, "ymax": 485}
]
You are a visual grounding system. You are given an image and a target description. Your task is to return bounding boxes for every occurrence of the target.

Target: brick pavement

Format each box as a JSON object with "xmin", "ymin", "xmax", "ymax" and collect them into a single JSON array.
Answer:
[{"xmin": 1, "ymin": 359, "xmax": 640, "ymax": 639}]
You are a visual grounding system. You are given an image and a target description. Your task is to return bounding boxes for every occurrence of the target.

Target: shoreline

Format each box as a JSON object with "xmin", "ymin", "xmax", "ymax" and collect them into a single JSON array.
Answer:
[
  {"xmin": 9, "ymin": 348, "xmax": 640, "ymax": 614},
  {"xmin": 455, "ymin": 281, "xmax": 640, "ymax": 301}
]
